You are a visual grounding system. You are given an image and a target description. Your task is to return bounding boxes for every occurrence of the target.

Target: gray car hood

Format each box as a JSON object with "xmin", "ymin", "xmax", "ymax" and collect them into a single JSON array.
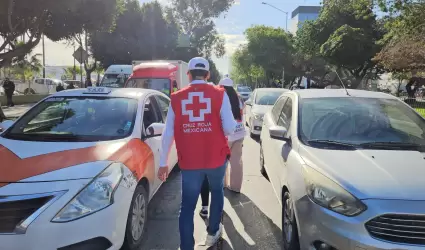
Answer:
[
  {"xmin": 299, "ymin": 144, "xmax": 425, "ymax": 200},
  {"xmin": 251, "ymin": 105, "xmax": 273, "ymax": 115}
]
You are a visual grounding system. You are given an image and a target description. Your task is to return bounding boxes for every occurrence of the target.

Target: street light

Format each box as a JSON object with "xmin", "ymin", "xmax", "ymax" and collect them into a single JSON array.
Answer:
[{"xmin": 261, "ymin": 2, "xmax": 288, "ymax": 31}]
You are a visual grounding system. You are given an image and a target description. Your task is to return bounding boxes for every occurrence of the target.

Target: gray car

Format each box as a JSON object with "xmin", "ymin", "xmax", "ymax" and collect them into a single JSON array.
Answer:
[
  {"xmin": 260, "ymin": 89, "xmax": 425, "ymax": 250},
  {"xmin": 245, "ymin": 88, "xmax": 288, "ymax": 137}
]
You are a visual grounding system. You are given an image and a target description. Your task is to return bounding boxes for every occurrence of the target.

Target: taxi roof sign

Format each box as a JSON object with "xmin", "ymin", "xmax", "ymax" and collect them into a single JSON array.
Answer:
[{"xmin": 83, "ymin": 87, "xmax": 112, "ymax": 94}]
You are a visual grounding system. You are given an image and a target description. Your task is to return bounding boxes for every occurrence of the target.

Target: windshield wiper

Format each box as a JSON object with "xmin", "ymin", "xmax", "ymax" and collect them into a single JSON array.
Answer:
[
  {"xmin": 5, "ymin": 133, "xmax": 93, "ymax": 142},
  {"xmin": 359, "ymin": 141, "xmax": 424, "ymax": 150},
  {"xmin": 307, "ymin": 139, "xmax": 357, "ymax": 148}
]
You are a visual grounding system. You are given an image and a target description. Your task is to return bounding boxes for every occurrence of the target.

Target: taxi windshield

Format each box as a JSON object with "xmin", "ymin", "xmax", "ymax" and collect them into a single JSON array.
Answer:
[
  {"xmin": 299, "ymin": 97, "xmax": 425, "ymax": 146},
  {"xmin": 3, "ymin": 97, "xmax": 138, "ymax": 142},
  {"xmin": 100, "ymin": 74, "xmax": 128, "ymax": 88},
  {"xmin": 126, "ymin": 78, "xmax": 171, "ymax": 96}
]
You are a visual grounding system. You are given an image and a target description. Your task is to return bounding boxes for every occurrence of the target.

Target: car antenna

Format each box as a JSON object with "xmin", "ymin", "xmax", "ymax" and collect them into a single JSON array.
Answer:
[{"xmin": 333, "ymin": 70, "xmax": 350, "ymax": 96}]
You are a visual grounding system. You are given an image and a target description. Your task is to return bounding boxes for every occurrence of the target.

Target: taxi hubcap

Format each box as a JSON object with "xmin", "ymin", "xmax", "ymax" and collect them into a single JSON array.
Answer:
[
  {"xmin": 283, "ymin": 195, "xmax": 294, "ymax": 243},
  {"xmin": 131, "ymin": 193, "xmax": 146, "ymax": 241}
]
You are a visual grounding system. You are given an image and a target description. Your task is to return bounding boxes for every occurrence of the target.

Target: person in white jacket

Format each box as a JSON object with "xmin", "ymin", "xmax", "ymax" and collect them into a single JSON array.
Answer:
[{"xmin": 218, "ymin": 77, "xmax": 246, "ymax": 193}]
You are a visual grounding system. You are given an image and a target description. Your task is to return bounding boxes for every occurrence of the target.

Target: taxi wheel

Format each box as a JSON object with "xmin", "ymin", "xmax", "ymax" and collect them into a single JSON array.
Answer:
[
  {"xmin": 122, "ymin": 185, "xmax": 148, "ymax": 250},
  {"xmin": 282, "ymin": 191, "xmax": 300, "ymax": 250}
]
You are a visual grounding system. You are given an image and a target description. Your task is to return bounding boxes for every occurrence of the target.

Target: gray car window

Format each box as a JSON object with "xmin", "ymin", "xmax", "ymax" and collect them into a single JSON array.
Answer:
[
  {"xmin": 278, "ymin": 98, "xmax": 292, "ymax": 128},
  {"xmin": 272, "ymin": 96, "xmax": 287, "ymax": 123}
]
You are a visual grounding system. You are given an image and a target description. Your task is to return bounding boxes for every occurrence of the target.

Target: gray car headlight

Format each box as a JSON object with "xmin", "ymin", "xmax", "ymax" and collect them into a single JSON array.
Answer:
[
  {"xmin": 253, "ymin": 113, "xmax": 264, "ymax": 121},
  {"xmin": 52, "ymin": 162, "xmax": 123, "ymax": 222},
  {"xmin": 303, "ymin": 167, "xmax": 366, "ymax": 216}
]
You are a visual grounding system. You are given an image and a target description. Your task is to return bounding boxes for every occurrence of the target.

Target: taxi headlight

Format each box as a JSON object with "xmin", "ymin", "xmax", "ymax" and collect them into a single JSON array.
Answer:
[
  {"xmin": 52, "ymin": 163, "xmax": 123, "ymax": 222},
  {"xmin": 303, "ymin": 167, "xmax": 366, "ymax": 217}
]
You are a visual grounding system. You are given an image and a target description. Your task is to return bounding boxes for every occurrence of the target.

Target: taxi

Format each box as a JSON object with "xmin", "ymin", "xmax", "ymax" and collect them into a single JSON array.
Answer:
[{"xmin": 0, "ymin": 87, "xmax": 178, "ymax": 250}]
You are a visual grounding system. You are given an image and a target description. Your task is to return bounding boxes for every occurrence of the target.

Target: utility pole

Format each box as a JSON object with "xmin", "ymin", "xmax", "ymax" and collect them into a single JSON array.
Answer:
[
  {"xmin": 261, "ymin": 2, "xmax": 289, "ymax": 31},
  {"xmin": 73, "ymin": 46, "xmax": 76, "ymax": 80},
  {"xmin": 42, "ymin": 35, "xmax": 46, "ymax": 78}
]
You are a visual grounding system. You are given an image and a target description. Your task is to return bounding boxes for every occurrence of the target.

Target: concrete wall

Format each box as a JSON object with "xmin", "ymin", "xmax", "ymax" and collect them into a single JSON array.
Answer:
[{"xmin": 0, "ymin": 94, "xmax": 48, "ymax": 105}]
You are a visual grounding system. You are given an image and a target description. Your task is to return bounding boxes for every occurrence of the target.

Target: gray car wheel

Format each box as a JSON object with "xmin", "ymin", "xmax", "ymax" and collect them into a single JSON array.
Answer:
[{"xmin": 282, "ymin": 191, "xmax": 300, "ymax": 250}]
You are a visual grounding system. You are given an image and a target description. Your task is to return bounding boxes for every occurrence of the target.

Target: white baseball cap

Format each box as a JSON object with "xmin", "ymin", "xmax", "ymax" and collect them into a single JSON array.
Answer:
[
  {"xmin": 188, "ymin": 57, "xmax": 210, "ymax": 71},
  {"xmin": 219, "ymin": 77, "xmax": 233, "ymax": 87}
]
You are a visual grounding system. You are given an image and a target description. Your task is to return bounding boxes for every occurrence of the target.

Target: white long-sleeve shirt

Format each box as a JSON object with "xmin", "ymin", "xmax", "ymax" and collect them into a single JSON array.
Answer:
[{"xmin": 159, "ymin": 80, "xmax": 237, "ymax": 167}]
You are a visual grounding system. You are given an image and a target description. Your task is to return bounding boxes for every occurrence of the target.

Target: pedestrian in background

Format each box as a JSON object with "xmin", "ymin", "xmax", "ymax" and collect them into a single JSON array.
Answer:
[
  {"xmin": 0, "ymin": 104, "xmax": 6, "ymax": 122},
  {"xmin": 56, "ymin": 82, "xmax": 65, "ymax": 92},
  {"xmin": 2, "ymin": 78, "xmax": 15, "ymax": 107},
  {"xmin": 66, "ymin": 82, "xmax": 75, "ymax": 90},
  {"xmin": 158, "ymin": 57, "xmax": 236, "ymax": 249},
  {"xmin": 219, "ymin": 77, "xmax": 246, "ymax": 193}
]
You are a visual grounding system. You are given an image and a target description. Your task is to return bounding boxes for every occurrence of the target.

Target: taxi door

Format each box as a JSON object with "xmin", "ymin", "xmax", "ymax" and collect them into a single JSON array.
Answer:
[{"xmin": 141, "ymin": 95, "xmax": 163, "ymax": 197}]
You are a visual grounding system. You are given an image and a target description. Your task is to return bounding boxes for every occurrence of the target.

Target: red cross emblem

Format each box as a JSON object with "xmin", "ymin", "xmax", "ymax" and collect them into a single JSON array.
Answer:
[{"xmin": 182, "ymin": 92, "xmax": 211, "ymax": 122}]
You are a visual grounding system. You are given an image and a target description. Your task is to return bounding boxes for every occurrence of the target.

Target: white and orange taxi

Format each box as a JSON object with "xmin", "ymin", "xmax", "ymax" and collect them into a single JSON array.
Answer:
[{"xmin": 0, "ymin": 87, "xmax": 177, "ymax": 250}]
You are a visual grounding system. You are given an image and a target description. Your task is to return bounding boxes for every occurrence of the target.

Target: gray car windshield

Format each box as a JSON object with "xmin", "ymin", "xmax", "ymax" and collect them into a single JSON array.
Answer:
[
  {"xmin": 3, "ymin": 97, "xmax": 138, "ymax": 142},
  {"xmin": 255, "ymin": 90, "xmax": 285, "ymax": 105},
  {"xmin": 299, "ymin": 97, "xmax": 425, "ymax": 146}
]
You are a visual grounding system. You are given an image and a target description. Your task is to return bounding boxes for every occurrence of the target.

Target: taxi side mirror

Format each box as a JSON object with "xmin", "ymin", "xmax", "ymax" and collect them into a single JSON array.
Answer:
[{"xmin": 144, "ymin": 123, "xmax": 165, "ymax": 139}]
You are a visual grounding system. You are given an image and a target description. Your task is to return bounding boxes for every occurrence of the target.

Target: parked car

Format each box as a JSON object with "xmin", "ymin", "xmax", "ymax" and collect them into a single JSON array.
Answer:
[
  {"xmin": 236, "ymin": 85, "xmax": 252, "ymax": 101},
  {"xmin": 245, "ymin": 88, "xmax": 287, "ymax": 137},
  {"xmin": 0, "ymin": 87, "xmax": 178, "ymax": 250},
  {"xmin": 260, "ymin": 89, "xmax": 425, "ymax": 250},
  {"xmin": 64, "ymin": 80, "xmax": 83, "ymax": 88}
]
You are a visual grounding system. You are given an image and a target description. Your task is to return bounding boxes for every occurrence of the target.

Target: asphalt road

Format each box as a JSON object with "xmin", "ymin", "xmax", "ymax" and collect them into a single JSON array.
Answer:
[
  {"xmin": 2, "ymin": 104, "xmax": 284, "ymax": 249},
  {"xmin": 141, "ymin": 135, "xmax": 283, "ymax": 250}
]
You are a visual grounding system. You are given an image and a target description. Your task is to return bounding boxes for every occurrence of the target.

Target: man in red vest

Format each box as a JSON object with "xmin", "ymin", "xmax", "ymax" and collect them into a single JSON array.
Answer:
[{"xmin": 158, "ymin": 57, "xmax": 237, "ymax": 249}]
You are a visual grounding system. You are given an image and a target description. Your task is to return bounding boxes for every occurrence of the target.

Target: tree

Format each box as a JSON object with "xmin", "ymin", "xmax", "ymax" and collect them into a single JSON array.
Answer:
[
  {"xmin": 230, "ymin": 45, "xmax": 265, "ymax": 88},
  {"xmin": 10, "ymin": 54, "xmax": 42, "ymax": 82},
  {"xmin": 373, "ymin": 1, "xmax": 425, "ymax": 72},
  {"xmin": 208, "ymin": 59, "xmax": 221, "ymax": 83},
  {"xmin": 63, "ymin": 66, "xmax": 83, "ymax": 80},
  {"xmin": 169, "ymin": 0, "xmax": 233, "ymax": 59},
  {"xmin": 0, "ymin": 0, "xmax": 118, "ymax": 68},
  {"xmin": 90, "ymin": 0, "xmax": 178, "ymax": 67},
  {"xmin": 294, "ymin": 0, "xmax": 384, "ymax": 88}
]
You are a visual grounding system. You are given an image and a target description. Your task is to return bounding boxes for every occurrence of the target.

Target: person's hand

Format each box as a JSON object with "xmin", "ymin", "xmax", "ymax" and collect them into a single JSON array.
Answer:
[{"xmin": 157, "ymin": 166, "xmax": 169, "ymax": 181}]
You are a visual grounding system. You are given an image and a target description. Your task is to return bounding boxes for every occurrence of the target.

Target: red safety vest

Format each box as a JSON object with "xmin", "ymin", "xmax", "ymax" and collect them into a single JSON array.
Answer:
[{"xmin": 171, "ymin": 84, "xmax": 230, "ymax": 170}]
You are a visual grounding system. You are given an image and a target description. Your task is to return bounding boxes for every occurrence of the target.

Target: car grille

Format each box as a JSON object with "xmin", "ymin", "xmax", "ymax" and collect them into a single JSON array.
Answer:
[
  {"xmin": 0, "ymin": 195, "xmax": 53, "ymax": 233},
  {"xmin": 366, "ymin": 214, "xmax": 425, "ymax": 245}
]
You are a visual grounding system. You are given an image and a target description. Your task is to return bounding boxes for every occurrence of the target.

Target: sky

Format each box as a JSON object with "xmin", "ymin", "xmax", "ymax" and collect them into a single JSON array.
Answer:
[{"xmin": 32, "ymin": 0, "xmax": 321, "ymax": 75}]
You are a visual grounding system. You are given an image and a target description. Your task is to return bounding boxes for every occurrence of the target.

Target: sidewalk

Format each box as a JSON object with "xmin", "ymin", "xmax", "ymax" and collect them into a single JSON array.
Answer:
[{"xmin": 2, "ymin": 103, "xmax": 34, "ymax": 119}]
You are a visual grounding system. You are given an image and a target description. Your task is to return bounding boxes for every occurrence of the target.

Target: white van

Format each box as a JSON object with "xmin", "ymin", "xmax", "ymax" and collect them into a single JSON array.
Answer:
[
  {"xmin": 15, "ymin": 78, "xmax": 64, "ymax": 95},
  {"xmin": 100, "ymin": 65, "xmax": 132, "ymax": 88}
]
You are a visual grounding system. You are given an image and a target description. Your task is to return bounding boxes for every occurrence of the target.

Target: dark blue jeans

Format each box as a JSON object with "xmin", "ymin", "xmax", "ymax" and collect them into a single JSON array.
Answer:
[{"xmin": 179, "ymin": 161, "xmax": 227, "ymax": 250}]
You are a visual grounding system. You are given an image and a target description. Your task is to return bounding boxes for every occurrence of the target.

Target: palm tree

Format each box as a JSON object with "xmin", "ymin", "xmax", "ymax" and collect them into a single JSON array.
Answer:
[
  {"xmin": 94, "ymin": 65, "xmax": 104, "ymax": 85},
  {"xmin": 11, "ymin": 54, "xmax": 42, "ymax": 83},
  {"xmin": 63, "ymin": 66, "xmax": 82, "ymax": 80}
]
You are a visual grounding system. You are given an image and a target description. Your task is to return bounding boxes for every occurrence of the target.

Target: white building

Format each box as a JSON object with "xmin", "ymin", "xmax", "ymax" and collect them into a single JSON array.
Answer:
[{"xmin": 290, "ymin": 6, "xmax": 321, "ymax": 35}]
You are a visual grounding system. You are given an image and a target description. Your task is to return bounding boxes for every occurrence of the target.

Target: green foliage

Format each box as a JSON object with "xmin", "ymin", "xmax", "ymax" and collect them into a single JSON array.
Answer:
[
  {"xmin": 0, "ymin": 0, "xmax": 118, "ymax": 67},
  {"xmin": 90, "ymin": 0, "xmax": 178, "ymax": 67},
  {"xmin": 10, "ymin": 54, "xmax": 42, "ymax": 82},
  {"xmin": 63, "ymin": 66, "xmax": 82, "ymax": 80},
  {"xmin": 230, "ymin": 25, "xmax": 294, "ymax": 87},
  {"xmin": 294, "ymin": 0, "xmax": 383, "ymax": 87},
  {"xmin": 374, "ymin": 1, "xmax": 425, "ymax": 71},
  {"xmin": 170, "ymin": 0, "xmax": 233, "ymax": 58}
]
